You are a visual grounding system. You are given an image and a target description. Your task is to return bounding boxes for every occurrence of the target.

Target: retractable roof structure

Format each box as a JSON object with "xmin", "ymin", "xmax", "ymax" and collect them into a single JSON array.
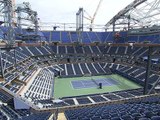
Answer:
[{"xmin": 105, "ymin": 0, "xmax": 160, "ymax": 31}]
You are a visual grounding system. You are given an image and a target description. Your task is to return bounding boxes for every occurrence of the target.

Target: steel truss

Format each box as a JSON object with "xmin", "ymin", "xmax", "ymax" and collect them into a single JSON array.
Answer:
[
  {"xmin": 0, "ymin": 0, "xmax": 15, "ymax": 47},
  {"xmin": 105, "ymin": 0, "xmax": 160, "ymax": 31},
  {"xmin": 15, "ymin": 2, "xmax": 39, "ymax": 35}
]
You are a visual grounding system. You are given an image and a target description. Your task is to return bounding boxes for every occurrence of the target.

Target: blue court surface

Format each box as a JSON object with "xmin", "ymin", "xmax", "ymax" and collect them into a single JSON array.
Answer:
[{"xmin": 71, "ymin": 78, "xmax": 119, "ymax": 89}]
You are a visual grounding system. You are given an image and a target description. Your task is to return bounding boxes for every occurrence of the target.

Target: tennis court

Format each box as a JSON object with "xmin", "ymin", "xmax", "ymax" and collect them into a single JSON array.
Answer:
[
  {"xmin": 71, "ymin": 78, "xmax": 119, "ymax": 89},
  {"xmin": 54, "ymin": 74, "xmax": 142, "ymax": 98}
]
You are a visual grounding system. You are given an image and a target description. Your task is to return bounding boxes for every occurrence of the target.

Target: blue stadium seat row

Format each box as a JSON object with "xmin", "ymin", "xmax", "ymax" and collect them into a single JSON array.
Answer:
[{"xmin": 65, "ymin": 95, "xmax": 160, "ymax": 120}]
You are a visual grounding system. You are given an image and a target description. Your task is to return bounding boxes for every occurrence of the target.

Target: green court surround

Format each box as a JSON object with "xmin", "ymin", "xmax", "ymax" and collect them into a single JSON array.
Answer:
[{"xmin": 54, "ymin": 74, "xmax": 142, "ymax": 99}]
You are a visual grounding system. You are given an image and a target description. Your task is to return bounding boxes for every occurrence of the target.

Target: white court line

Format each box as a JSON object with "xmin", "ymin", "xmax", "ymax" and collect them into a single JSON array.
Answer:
[
  {"xmin": 71, "ymin": 78, "xmax": 117, "ymax": 89},
  {"xmin": 98, "ymin": 78, "xmax": 114, "ymax": 86},
  {"xmin": 81, "ymin": 80, "xmax": 86, "ymax": 88},
  {"xmin": 107, "ymin": 78, "xmax": 118, "ymax": 86},
  {"xmin": 104, "ymin": 78, "xmax": 112, "ymax": 85},
  {"xmin": 70, "ymin": 81, "xmax": 74, "ymax": 90},
  {"xmin": 71, "ymin": 80, "xmax": 86, "ymax": 89}
]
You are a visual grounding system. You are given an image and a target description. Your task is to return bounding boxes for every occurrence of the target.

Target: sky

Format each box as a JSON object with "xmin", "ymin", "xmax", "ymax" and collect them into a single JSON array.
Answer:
[{"xmin": 17, "ymin": 0, "xmax": 134, "ymax": 25}]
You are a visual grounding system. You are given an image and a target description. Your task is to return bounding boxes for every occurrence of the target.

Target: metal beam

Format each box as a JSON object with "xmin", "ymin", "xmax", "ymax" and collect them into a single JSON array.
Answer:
[
  {"xmin": 0, "ymin": 49, "xmax": 4, "ymax": 78},
  {"xmin": 76, "ymin": 8, "xmax": 83, "ymax": 43},
  {"xmin": 3, "ymin": 0, "xmax": 15, "ymax": 47},
  {"xmin": 15, "ymin": 2, "xmax": 39, "ymax": 35},
  {"xmin": 105, "ymin": 0, "xmax": 146, "ymax": 28},
  {"xmin": 143, "ymin": 46, "xmax": 152, "ymax": 95}
]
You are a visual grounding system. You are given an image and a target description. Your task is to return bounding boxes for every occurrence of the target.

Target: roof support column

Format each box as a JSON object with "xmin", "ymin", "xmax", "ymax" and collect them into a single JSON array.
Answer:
[{"xmin": 143, "ymin": 46, "xmax": 152, "ymax": 95}]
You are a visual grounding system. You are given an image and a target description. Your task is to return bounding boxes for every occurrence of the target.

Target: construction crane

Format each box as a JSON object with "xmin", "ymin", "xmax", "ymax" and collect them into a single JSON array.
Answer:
[{"xmin": 84, "ymin": 0, "xmax": 103, "ymax": 31}]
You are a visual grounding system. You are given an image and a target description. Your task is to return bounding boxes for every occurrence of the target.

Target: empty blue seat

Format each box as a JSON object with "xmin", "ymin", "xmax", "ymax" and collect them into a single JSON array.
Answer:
[
  {"xmin": 139, "ymin": 118, "xmax": 151, "ymax": 120},
  {"xmin": 144, "ymin": 111, "xmax": 156, "ymax": 118},
  {"xmin": 111, "ymin": 117, "xmax": 121, "ymax": 120},
  {"xmin": 131, "ymin": 113, "xmax": 143, "ymax": 120},
  {"xmin": 101, "ymin": 114, "xmax": 110, "ymax": 119},
  {"xmin": 121, "ymin": 115, "xmax": 133, "ymax": 120},
  {"xmin": 81, "ymin": 118, "xmax": 90, "ymax": 120},
  {"xmin": 151, "ymin": 116, "xmax": 160, "ymax": 120},
  {"xmin": 91, "ymin": 116, "xmax": 101, "ymax": 120}
]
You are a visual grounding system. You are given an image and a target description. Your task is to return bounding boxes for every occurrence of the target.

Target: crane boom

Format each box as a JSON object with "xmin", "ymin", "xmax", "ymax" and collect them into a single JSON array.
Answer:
[
  {"xmin": 82, "ymin": 0, "xmax": 103, "ymax": 31},
  {"xmin": 91, "ymin": 0, "xmax": 103, "ymax": 24},
  {"xmin": 83, "ymin": 10, "xmax": 92, "ymax": 20}
]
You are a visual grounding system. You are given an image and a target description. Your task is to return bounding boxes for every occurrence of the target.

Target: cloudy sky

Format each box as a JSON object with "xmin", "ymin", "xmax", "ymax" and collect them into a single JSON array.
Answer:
[{"xmin": 17, "ymin": 0, "xmax": 134, "ymax": 25}]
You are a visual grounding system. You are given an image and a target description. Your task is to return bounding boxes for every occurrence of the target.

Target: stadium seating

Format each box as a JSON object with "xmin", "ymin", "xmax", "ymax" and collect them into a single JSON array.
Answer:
[
  {"xmin": 91, "ymin": 46, "xmax": 101, "ymax": 54},
  {"xmin": 24, "ymin": 68, "xmax": 54, "ymax": 100},
  {"xmin": 66, "ymin": 46, "xmax": 75, "ymax": 54},
  {"xmin": 65, "ymin": 95, "xmax": 160, "ymax": 120},
  {"xmin": 17, "ymin": 112, "xmax": 52, "ymax": 120},
  {"xmin": 1, "ymin": 105, "xmax": 19, "ymax": 119},
  {"xmin": 42, "ymin": 31, "xmax": 117, "ymax": 43},
  {"xmin": 61, "ymin": 31, "xmax": 71, "ymax": 43},
  {"xmin": 0, "ymin": 26, "xmax": 159, "ymax": 43},
  {"xmin": 57, "ymin": 62, "xmax": 110, "ymax": 77},
  {"xmin": 41, "ymin": 30, "xmax": 160, "ymax": 44},
  {"xmin": 70, "ymin": 32, "xmax": 78, "ymax": 42},
  {"xmin": 0, "ymin": 103, "xmax": 53, "ymax": 120},
  {"xmin": 3, "ymin": 1, "xmax": 160, "ymax": 119},
  {"xmin": 30, "ymin": 87, "xmax": 144, "ymax": 108},
  {"xmin": 113, "ymin": 65, "xmax": 160, "ymax": 88},
  {"xmin": 0, "ymin": 89, "xmax": 12, "ymax": 103},
  {"xmin": 58, "ymin": 46, "xmax": 66, "ymax": 54},
  {"xmin": 0, "ymin": 45, "xmax": 157, "ymax": 60},
  {"xmin": 83, "ymin": 45, "xmax": 92, "ymax": 54},
  {"xmin": 0, "ymin": 44, "xmax": 159, "ymax": 93},
  {"xmin": 0, "ymin": 42, "xmax": 160, "ymax": 120}
]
